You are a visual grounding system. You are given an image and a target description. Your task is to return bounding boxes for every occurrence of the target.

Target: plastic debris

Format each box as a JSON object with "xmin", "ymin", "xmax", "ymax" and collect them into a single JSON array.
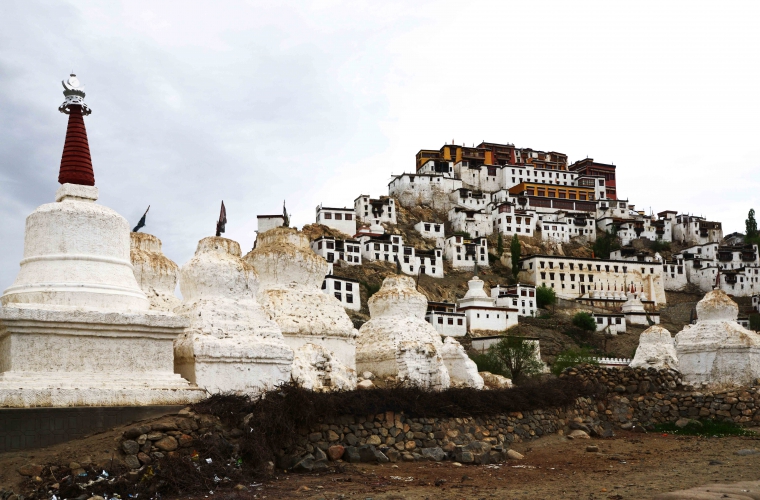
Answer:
[{"xmin": 205, "ymin": 458, "xmax": 213, "ymax": 464}]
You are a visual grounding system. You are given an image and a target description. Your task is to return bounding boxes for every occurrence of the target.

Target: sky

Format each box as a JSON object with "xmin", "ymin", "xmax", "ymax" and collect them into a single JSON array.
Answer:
[{"xmin": 1, "ymin": 0, "xmax": 759, "ymax": 290}]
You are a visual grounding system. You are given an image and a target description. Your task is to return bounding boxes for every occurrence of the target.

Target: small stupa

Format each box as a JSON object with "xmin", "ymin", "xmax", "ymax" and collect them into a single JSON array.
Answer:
[
  {"xmin": 675, "ymin": 290, "xmax": 760, "ymax": 387},
  {"xmin": 174, "ymin": 235, "xmax": 294, "ymax": 394},
  {"xmin": 245, "ymin": 227, "xmax": 358, "ymax": 376},
  {"xmin": 629, "ymin": 325, "xmax": 678, "ymax": 370},
  {"xmin": 130, "ymin": 231, "xmax": 181, "ymax": 312},
  {"xmin": 0, "ymin": 75, "xmax": 201, "ymax": 407}
]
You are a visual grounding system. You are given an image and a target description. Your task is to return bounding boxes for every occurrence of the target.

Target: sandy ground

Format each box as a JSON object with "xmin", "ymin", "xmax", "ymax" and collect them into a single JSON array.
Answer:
[{"xmin": 4, "ymin": 420, "xmax": 760, "ymax": 499}]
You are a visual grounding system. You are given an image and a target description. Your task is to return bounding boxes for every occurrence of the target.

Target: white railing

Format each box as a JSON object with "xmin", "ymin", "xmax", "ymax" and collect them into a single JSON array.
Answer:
[{"xmin": 594, "ymin": 357, "xmax": 632, "ymax": 367}]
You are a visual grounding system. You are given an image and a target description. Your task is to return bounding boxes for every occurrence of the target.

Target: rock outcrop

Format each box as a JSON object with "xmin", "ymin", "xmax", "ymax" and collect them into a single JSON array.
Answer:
[
  {"xmin": 440, "ymin": 337, "xmax": 484, "ymax": 389},
  {"xmin": 675, "ymin": 290, "xmax": 760, "ymax": 388},
  {"xmin": 290, "ymin": 343, "xmax": 357, "ymax": 392},
  {"xmin": 174, "ymin": 237, "xmax": 293, "ymax": 394}
]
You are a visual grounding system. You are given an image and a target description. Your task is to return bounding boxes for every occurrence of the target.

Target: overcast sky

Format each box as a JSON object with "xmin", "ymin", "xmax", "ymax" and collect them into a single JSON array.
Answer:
[{"xmin": 1, "ymin": 0, "xmax": 759, "ymax": 291}]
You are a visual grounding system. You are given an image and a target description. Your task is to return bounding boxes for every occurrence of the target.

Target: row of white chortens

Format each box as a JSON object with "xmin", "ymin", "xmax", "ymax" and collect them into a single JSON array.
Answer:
[{"xmin": 1, "ymin": 74, "xmax": 758, "ymax": 409}]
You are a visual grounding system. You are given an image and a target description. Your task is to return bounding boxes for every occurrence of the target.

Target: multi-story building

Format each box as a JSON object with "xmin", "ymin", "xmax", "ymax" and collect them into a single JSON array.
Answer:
[
  {"xmin": 450, "ymin": 188, "xmax": 491, "ymax": 210},
  {"xmin": 444, "ymin": 235, "xmax": 489, "ymax": 270},
  {"xmin": 388, "ymin": 173, "xmax": 462, "ymax": 211},
  {"xmin": 315, "ymin": 205, "xmax": 357, "ymax": 236},
  {"xmin": 491, "ymin": 203, "xmax": 536, "ymax": 238},
  {"xmin": 414, "ymin": 221, "xmax": 446, "ymax": 247},
  {"xmin": 568, "ymin": 158, "xmax": 618, "ymax": 200},
  {"xmin": 592, "ymin": 313, "xmax": 627, "ymax": 334},
  {"xmin": 672, "ymin": 215, "xmax": 723, "ymax": 245},
  {"xmin": 456, "ymin": 276, "xmax": 518, "ymax": 333},
  {"xmin": 358, "ymin": 233, "xmax": 443, "ymax": 278},
  {"xmin": 663, "ymin": 243, "xmax": 760, "ymax": 296},
  {"xmin": 354, "ymin": 195, "xmax": 397, "ymax": 225},
  {"xmin": 507, "ymin": 182, "xmax": 598, "ymax": 215},
  {"xmin": 490, "ymin": 284, "xmax": 537, "ymax": 317},
  {"xmin": 517, "ymin": 254, "xmax": 667, "ymax": 305},
  {"xmin": 448, "ymin": 207, "xmax": 493, "ymax": 238},
  {"xmin": 425, "ymin": 301, "xmax": 466, "ymax": 337},
  {"xmin": 321, "ymin": 275, "xmax": 360, "ymax": 311},
  {"xmin": 311, "ymin": 236, "xmax": 362, "ymax": 273}
]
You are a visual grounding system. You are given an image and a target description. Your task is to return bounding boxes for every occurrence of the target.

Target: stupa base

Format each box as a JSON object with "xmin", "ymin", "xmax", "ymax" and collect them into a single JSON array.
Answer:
[
  {"xmin": 0, "ymin": 305, "xmax": 200, "ymax": 407},
  {"xmin": 174, "ymin": 332, "xmax": 293, "ymax": 394}
]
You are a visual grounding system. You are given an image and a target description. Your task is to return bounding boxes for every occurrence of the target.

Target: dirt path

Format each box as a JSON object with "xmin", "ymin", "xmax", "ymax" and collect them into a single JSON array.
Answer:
[
  {"xmin": 238, "ymin": 432, "xmax": 760, "ymax": 500},
  {"xmin": 4, "ymin": 423, "xmax": 760, "ymax": 499}
]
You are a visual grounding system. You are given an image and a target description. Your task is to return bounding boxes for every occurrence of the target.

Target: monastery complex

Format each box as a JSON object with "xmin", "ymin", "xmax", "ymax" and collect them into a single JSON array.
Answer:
[{"xmin": 1, "ymin": 74, "xmax": 760, "ymax": 416}]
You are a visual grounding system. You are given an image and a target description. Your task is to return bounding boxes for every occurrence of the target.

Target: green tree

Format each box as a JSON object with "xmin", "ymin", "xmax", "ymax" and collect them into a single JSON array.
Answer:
[
  {"xmin": 468, "ymin": 351, "xmax": 508, "ymax": 377},
  {"xmin": 487, "ymin": 336, "xmax": 544, "ymax": 382},
  {"xmin": 497, "ymin": 232, "xmax": 504, "ymax": 257},
  {"xmin": 592, "ymin": 227, "xmax": 620, "ymax": 259},
  {"xmin": 551, "ymin": 347, "xmax": 599, "ymax": 376},
  {"xmin": 747, "ymin": 209, "xmax": 759, "ymax": 243},
  {"xmin": 536, "ymin": 285, "xmax": 557, "ymax": 309},
  {"xmin": 572, "ymin": 311, "xmax": 597, "ymax": 331},
  {"xmin": 510, "ymin": 234, "xmax": 521, "ymax": 280}
]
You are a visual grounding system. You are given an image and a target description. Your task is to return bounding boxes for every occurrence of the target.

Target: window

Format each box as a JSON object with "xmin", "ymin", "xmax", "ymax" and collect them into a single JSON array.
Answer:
[
  {"xmin": 345, "ymin": 214, "xmax": 352, "ymax": 220},
  {"xmin": 317, "ymin": 241, "xmax": 323, "ymax": 249},
  {"xmin": 346, "ymin": 294, "xmax": 353, "ymax": 303},
  {"xmin": 321, "ymin": 280, "xmax": 326, "ymax": 290},
  {"xmin": 438, "ymin": 317, "xmax": 443, "ymax": 324},
  {"xmin": 324, "ymin": 212, "xmax": 332, "ymax": 219},
  {"xmin": 457, "ymin": 319, "xmax": 463, "ymax": 326},
  {"xmin": 448, "ymin": 318, "xmax": 454, "ymax": 325},
  {"xmin": 597, "ymin": 317, "xmax": 603, "ymax": 324},
  {"xmin": 334, "ymin": 292, "xmax": 342, "ymax": 300},
  {"xmin": 335, "ymin": 213, "xmax": 343, "ymax": 220},
  {"xmin": 346, "ymin": 283, "xmax": 353, "ymax": 291}
]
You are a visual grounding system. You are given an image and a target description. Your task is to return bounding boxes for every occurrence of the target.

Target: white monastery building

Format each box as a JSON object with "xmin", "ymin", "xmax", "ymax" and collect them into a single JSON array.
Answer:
[{"xmin": 315, "ymin": 205, "xmax": 357, "ymax": 236}]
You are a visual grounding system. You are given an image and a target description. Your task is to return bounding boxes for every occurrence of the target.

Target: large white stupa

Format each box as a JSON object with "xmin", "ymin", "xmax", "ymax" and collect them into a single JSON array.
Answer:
[{"xmin": 0, "ymin": 75, "xmax": 202, "ymax": 407}]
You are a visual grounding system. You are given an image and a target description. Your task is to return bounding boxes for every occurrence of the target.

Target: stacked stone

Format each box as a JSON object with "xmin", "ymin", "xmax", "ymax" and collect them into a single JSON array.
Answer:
[{"xmin": 560, "ymin": 364, "xmax": 683, "ymax": 394}]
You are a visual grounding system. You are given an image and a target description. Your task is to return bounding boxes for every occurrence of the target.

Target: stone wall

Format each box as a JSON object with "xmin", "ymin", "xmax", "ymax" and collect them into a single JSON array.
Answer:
[{"xmin": 114, "ymin": 366, "xmax": 760, "ymax": 471}]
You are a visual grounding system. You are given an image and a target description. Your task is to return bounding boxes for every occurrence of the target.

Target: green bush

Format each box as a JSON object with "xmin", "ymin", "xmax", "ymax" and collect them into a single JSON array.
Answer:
[
  {"xmin": 572, "ymin": 312, "xmax": 597, "ymax": 332},
  {"xmin": 551, "ymin": 348, "xmax": 598, "ymax": 376},
  {"xmin": 592, "ymin": 228, "xmax": 620, "ymax": 259},
  {"xmin": 487, "ymin": 336, "xmax": 544, "ymax": 382},
  {"xmin": 651, "ymin": 240, "xmax": 671, "ymax": 252},
  {"xmin": 536, "ymin": 285, "xmax": 556, "ymax": 308},
  {"xmin": 750, "ymin": 313, "xmax": 760, "ymax": 332},
  {"xmin": 469, "ymin": 351, "xmax": 508, "ymax": 377},
  {"xmin": 653, "ymin": 419, "xmax": 755, "ymax": 437},
  {"xmin": 361, "ymin": 281, "xmax": 381, "ymax": 299}
]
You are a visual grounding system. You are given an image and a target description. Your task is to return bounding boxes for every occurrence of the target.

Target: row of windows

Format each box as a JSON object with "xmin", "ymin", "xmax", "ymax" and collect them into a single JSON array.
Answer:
[
  {"xmin": 321, "ymin": 280, "xmax": 354, "ymax": 292},
  {"xmin": 317, "ymin": 241, "xmax": 360, "ymax": 252},
  {"xmin": 436, "ymin": 317, "xmax": 464, "ymax": 326},
  {"xmin": 538, "ymin": 261, "xmax": 654, "ymax": 274},
  {"xmin": 597, "ymin": 317, "xmax": 623, "ymax": 325},
  {"xmin": 321, "ymin": 212, "xmax": 353, "ymax": 221},
  {"xmin": 526, "ymin": 187, "xmax": 594, "ymax": 200}
]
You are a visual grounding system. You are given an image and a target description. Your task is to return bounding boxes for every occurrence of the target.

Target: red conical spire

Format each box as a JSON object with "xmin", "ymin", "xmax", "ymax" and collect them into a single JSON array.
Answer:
[
  {"xmin": 59, "ymin": 104, "xmax": 94, "ymax": 185},
  {"xmin": 58, "ymin": 74, "xmax": 94, "ymax": 186}
]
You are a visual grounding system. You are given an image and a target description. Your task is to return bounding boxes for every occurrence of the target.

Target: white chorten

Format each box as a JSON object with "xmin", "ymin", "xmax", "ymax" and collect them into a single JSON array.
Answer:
[
  {"xmin": 174, "ymin": 237, "xmax": 293, "ymax": 393},
  {"xmin": 245, "ymin": 227, "xmax": 358, "ymax": 372},
  {"xmin": 629, "ymin": 325, "xmax": 678, "ymax": 370},
  {"xmin": 0, "ymin": 75, "xmax": 200, "ymax": 407},
  {"xmin": 356, "ymin": 276, "xmax": 450, "ymax": 389},
  {"xmin": 675, "ymin": 290, "xmax": 760, "ymax": 388},
  {"xmin": 130, "ymin": 232, "xmax": 181, "ymax": 312}
]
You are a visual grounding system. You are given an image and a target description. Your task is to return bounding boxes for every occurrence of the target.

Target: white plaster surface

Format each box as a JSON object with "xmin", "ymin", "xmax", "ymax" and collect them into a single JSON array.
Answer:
[
  {"xmin": 675, "ymin": 290, "xmax": 760, "ymax": 388},
  {"xmin": 630, "ymin": 325, "xmax": 679, "ymax": 370},
  {"xmin": 0, "ymin": 304, "xmax": 202, "ymax": 407},
  {"xmin": 245, "ymin": 227, "xmax": 357, "ymax": 368},
  {"xmin": 174, "ymin": 237, "xmax": 293, "ymax": 394},
  {"xmin": 440, "ymin": 337, "xmax": 484, "ymax": 389},
  {"xmin": 290, "ymin": 343, "xmax": 357, "ymax": 391},
  {"xmin": 356, "ymin": 276, "xmax": 450, "ymax": 389},
  {"xmin": 2, "ymin": 184, "xmax": 148, "ymax": 311},
  {"xmin": 130, "ymin": 232, "xmax": 181, "ymax": 312}
]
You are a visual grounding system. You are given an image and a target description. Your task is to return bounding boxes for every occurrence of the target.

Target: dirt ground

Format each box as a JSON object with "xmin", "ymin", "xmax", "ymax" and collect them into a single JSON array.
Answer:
[{"xmin": 4, "ymin": 423, "xmax": 760, "ymax": 500}]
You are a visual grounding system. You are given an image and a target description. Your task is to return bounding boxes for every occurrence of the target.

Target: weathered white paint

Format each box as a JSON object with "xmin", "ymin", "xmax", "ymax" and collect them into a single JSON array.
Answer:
[
  {"xmin": 2, "ymin": 184, "xmax": 149, "ymax": 311},
  {"xmin": 175, "ymin": 236, "xmax": 293, "ymax": 394},
  {"xmin": 130, "ymin": 232, "xmax": 181, "ymax": 312},
  {"xmin": 245, "ymin": 227, "xmax": 358, "ymax": 369},
  {"xmin": 356, "ymin": 276, "xmax": 450, "ymax": 389},
  {"xmin": 630, "ymin": 325, "xmax": 678, "ymax": 370},
  {"xmin": 675, "ymin": 290, "xmax": 760, "ymax": 388},
  {"xmin": 290, "ymin": 343, "xmax": 357, "ymax": 391},
  {"xmin": 439, "ymin": 337, "xmax": 484, "ymax": 389},
  {"xmin": 388, "ymin": 173, "xmax": 462, "ymax": 211}
]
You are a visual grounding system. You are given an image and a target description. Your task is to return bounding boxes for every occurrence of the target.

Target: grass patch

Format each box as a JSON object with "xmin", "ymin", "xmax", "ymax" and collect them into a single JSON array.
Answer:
[{"xmin": 653, "ymin": 419, "xmax": 756, "ymax": 437}]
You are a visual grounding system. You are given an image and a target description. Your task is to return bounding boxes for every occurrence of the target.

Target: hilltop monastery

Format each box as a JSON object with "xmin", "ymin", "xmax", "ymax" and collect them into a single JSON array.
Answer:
[{"xmin": 0, "ymin": 74, "xmax": 759, "ymax": 409}]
